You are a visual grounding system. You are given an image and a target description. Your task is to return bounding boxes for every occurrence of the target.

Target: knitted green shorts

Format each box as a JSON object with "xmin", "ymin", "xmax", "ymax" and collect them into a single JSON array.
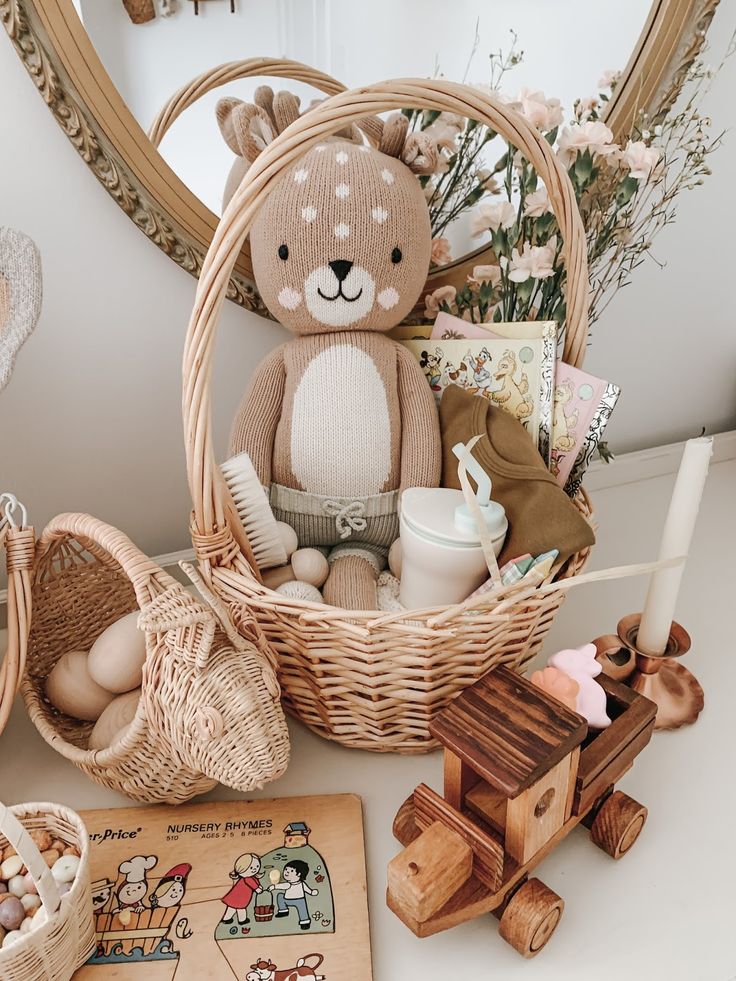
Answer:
[{"xmin": 269, "ymin": 484, "xmax": 399, "ymax": 554}]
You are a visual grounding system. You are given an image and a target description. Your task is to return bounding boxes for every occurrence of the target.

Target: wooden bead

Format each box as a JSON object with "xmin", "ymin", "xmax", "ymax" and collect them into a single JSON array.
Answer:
[
  {"xmin": 290, "ymin": 549, "xmax": 329, "ymax": 588},
  {"xmin": 275, "ymin": 521, "xmax": 298, "ymax": 559}
]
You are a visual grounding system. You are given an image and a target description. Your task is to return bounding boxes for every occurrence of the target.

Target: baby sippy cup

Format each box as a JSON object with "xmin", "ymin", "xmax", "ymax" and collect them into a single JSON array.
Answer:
[{"xmin": 399, "ymin": 440, "xmax": 508, "ymax": 609}]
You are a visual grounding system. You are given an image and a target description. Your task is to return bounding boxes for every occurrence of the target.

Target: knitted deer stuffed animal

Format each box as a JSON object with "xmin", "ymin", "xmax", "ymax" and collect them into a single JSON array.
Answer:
[{"xmin": 218, "ymin": 88, "xmax": 442, "ymax": 610}]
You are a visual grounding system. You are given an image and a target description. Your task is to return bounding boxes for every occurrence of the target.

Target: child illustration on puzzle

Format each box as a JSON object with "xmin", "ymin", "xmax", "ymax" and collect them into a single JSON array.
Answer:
[
  {"xmin": 220, "ymin": 853, "xmax": 263, "ymax": 928},
  {"xmin": 268, "ymin": 860, "xmax": 319, "ymax": 930}
]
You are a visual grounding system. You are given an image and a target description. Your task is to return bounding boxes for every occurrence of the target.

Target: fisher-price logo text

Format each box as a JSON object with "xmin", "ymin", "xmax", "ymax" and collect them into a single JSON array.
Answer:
[{"xmin": 89, "ymin": 827, "xmax": 143, "ymax": 843}]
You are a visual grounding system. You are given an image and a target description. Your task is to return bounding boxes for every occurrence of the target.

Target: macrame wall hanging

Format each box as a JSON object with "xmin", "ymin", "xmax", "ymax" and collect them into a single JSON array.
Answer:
[{"xmin": 0, "ymin": 227, "xmax": 42, "ymax": 393}]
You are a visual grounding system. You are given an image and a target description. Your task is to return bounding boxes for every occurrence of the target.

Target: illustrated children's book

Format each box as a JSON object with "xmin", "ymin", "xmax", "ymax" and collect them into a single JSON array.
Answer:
[
  {"xmin": 550, "ymin": 362, "xmax": 621, "ymax": 491},
  {"xmin": 73, "ymin": 794, "xmax": 372, "ymax": 981},
  {"xmin": 399, "ymin": 314, "xmax": 556, "ymax": 462}
]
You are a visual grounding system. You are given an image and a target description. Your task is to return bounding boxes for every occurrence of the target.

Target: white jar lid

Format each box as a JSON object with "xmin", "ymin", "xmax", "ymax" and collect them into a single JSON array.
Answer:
[{"xmin": 401, "ymin": 487, "xmax": 506, "ymax": 548}]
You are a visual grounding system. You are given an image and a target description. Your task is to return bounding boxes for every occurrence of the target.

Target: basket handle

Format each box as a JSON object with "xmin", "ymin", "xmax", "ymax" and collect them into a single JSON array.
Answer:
[
  {"xmin": 36, "ymin": 513, "xmax": 180, "ymax": 608},
  {"xmin": 149, "ymin": 56, "xmax": 368, "ymax": 148},
  {"xmin": 182, "ymin": 78, "xmax": 590, "ymax": 555},
  {"xmin": 0, "ymin": 802, "xmax": 62, "ymax": 914},
  {"xmin": 0, "ymin": 495, "xmax": 34, "ymax": 738}
]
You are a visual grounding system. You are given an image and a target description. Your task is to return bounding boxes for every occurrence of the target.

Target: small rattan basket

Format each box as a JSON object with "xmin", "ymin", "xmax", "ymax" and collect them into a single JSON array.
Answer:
[
  {"xmin": 180, "ymin": 76, "xmax": 596, "ymax": 754},
  {"xmin": 20, "ymin": 513, "xmax": 289, "ymax": 803},
  {"xmin": 0, "ymin": 800, "xmax": 94, "ymax": 981}
]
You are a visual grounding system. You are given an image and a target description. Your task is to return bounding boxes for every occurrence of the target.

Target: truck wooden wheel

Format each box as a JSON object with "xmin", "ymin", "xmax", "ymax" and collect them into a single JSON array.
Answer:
[
  {"xmin": 590, "ymin": 790, "xmax": 647, "ymax": 859},
  {"xmin": 498, "ymin": 878, "xmax": 564, "ymax": 958}
]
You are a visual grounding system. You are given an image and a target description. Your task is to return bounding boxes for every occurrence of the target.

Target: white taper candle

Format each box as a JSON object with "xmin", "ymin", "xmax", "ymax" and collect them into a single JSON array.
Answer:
[{"xmin": 637, "ymin": 436, "xmax": 713, "ymax": 655}]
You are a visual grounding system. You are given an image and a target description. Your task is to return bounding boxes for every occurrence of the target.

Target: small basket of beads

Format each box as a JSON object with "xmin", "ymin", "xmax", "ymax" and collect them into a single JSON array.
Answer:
[{"xmin": 0, "ymin": 800, "xmax": 94, "ymax": 980}]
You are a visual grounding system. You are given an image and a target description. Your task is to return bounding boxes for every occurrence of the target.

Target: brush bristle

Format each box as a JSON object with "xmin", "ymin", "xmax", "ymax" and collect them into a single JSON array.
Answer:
[{"xmin": 221, "ymin": 452, "xmax": 288, "ymax": 569}]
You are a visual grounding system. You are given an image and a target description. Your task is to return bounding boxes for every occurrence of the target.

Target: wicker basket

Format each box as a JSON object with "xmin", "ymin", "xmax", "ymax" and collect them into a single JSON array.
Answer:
[
  {"xmin": 182, "ymin": 77, "xmax": 595, "ymax": 754},
  {"xmin": 20, "ymin": 513, "xmax": 289, "ymax": 803},
  {"xmin": 0, "ymin": 800, "xmax": 95, "ymax": 980}
]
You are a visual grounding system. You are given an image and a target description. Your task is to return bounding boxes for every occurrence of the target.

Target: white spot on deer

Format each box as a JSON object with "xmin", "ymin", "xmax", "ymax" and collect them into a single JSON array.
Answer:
[
  {"xmin": 377, "ymin": 287, "xmax": 399, "ymax": 310},
  {"xmin": 314, "ymin": 144, "xmax": 327, "ymax": 153},
  {"xmin": 381, "ymin": 168, "xmax": 395, "ymax": 185},
  {"xmin": 293, "ymin": 168, "xmax": 309, "ymax": 184},
  {"xmin": 302, "ymin": 205, "xmax": 317, "ymax": 223},
  {"xmin": 372, "ymin": 207, "xmax": 388, "ymax": 223},
  {"xmin": 334, "ymin": 223, "xmax": 350, "ymax": 239},
  {"xmin": 335, "ymin": 183, "xmax": 350, "ymax": 199},
  {"xmin": 358, "ymin": 145, "xmax": 371, "ymax": 153},
  {"xmin": 335, "ymin": 150, "xmax": 348, "ymax": 165},
  {"xmin": 278, "ymin": 287, "xmax": 303, "ymax": 310}
]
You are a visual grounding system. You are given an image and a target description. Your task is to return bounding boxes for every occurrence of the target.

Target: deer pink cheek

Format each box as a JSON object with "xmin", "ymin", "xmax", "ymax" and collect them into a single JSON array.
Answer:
[{"xmin": 278, "ymin": 287, "xmax": 303, "ymax": 311}]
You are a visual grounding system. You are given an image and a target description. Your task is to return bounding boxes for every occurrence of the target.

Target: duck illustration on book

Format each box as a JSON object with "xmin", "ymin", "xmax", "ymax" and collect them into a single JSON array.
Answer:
[{"xmin": 491, "ymin": 349, "xmax": 533, "ymax": 421}]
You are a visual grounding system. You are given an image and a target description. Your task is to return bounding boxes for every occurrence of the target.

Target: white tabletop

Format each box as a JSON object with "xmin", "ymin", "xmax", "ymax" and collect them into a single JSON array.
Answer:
[{"xmin": 1, "ymin": 459, "xmax": 734, "ymax": 981}]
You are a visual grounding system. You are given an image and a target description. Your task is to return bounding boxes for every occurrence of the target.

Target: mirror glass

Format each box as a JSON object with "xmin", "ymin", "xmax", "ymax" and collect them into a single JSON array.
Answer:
[{"xmin": 78, "ymin": 0, "xmax": 651, "ymax": 263}]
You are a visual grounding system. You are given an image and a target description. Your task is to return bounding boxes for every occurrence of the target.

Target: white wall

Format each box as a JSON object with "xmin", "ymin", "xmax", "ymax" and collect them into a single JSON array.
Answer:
[{"xmin": 0, "ymin": 1, "xmax": 735, "ymax": 565}]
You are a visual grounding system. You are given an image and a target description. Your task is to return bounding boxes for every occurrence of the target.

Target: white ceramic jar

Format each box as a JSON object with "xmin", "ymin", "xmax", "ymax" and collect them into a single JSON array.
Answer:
[{"xmin": 399, "ymin": 487, "xmax": 508, "ymax": 609}]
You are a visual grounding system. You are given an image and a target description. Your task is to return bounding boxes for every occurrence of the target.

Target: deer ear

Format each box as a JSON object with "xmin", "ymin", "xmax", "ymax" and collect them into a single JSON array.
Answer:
[
  {"xmin": 378, "ymin": 113, "xmax": 409, "ymax": 158},
  {"xmin": 272, "ymin": 89, "xmax": 302, "ymax": 133},
  {"xmin": 216, "ymin": 97, "xmax": 246, "ymax": 155},
  {"xmin": 216, "ymin": 97, "xmax": 278, "ymax": 164}
]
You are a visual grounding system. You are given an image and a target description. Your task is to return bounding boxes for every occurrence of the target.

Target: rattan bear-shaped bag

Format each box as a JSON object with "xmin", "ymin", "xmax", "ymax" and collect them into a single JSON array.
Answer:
[{"xmin": 16, "ymin": 513, "xmax": 289, "ymax": 803}]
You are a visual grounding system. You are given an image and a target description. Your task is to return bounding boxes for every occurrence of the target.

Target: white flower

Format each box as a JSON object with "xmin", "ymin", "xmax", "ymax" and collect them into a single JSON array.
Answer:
[
  {"xmin": 424, "ymin": 285, "xmax": 457, "ymax": 317},
  {"xmin": 575, "ymin": 96, "xmax": 599, "ymax": 121},
  {"xmin": 425, "ymin": 120, "xmax": 459, "ymax": 152},
  {"xmin": 517, "ymin": 88, "xmax": 563, "ymax": 131},
  {"xmin": 469, "ymin": 264, "xmax": 501, "ymax": 287},
  {"xmin": 523, "ymin": 187, "xmax": 552, "ymax": 218},
  {"xmin": 557, "ymin": 121, "xmax": 619, "ymax": 166},
  {"xmin": 430, "ymin": 236, "xmax": 452, "ymax": 266},
  {"xmin": 501, "ymin": 236, "xmax": 558, "ymax": 283},
  {"xmin": 621, "ymin": 140, "xmax": 661, "ymax": 180},
  {"xmin": 470, "ymin": 200, "xmax": 517, "ymax": 236},
  {"xmin": 598, "ymin": 69, "xmax": 621, "ymax": 90}
]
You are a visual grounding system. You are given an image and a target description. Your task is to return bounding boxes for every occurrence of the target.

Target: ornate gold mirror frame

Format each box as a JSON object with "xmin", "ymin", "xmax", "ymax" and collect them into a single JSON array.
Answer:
[{"xmin": 1, "ymin": 0, "xmax": 719, "ymax": 317}]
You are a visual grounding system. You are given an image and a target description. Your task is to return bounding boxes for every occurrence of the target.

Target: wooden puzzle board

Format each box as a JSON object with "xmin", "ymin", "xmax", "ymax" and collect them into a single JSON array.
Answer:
[{"xmin": 73, "ymin": 794, "xmax": 372, "ymax": 981}]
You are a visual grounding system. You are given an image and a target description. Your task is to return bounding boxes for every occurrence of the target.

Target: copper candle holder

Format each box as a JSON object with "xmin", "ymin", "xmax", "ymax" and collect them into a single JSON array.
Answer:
[{"xmin": 593, "ymin": 614, "xmax": 704, "ymax": 730}]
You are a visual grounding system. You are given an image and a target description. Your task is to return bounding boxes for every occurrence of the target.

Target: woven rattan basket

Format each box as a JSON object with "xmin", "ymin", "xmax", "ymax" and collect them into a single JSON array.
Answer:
[
  {"xmin": 0, "ymin": 800, "xmax": 94, "ymax": 980},
  {"xmin": 182, "ymin": 77, "xmax": 595, "ymax": 754},
  {"xmin": 0, "ymin": 495, "xmax": 33, "ymax": 738},
  {"xmin": 20, "ymin": 513, "xmax": 289, "ymax": 803}
]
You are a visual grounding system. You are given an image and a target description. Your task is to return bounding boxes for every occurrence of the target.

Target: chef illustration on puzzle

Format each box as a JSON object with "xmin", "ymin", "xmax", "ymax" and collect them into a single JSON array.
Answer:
[{"xmin": 113, "ymin": 855, "xmax": 157, "ymax": 913}]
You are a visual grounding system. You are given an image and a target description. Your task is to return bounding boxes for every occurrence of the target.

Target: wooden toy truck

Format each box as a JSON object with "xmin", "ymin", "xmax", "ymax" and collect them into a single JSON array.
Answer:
[{"xmin": 387, "ymin": 665, "xmax": 657, "ymax": 958}]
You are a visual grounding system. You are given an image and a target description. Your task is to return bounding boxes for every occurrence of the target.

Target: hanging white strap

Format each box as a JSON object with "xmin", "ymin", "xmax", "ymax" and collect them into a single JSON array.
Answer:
[{"xmin": 456, "ymin": 435, "xmax": 502, "ymax": 590}]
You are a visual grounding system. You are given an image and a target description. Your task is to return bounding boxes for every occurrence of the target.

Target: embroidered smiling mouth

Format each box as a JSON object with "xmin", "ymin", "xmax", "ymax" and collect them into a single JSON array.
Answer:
[{"xmin": 317, "ymin": 285, "xmax": 364, "ymax": 303}]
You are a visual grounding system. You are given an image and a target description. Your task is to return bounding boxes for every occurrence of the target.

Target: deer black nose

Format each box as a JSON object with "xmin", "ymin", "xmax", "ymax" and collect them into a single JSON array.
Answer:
[{"xmin": 329, "ymin": 260, "xmax": 353, "ymax": 283}]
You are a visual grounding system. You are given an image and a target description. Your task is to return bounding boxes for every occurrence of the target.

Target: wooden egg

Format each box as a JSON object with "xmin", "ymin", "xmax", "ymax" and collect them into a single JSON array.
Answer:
[
  {"xmin": 275, "ymin": 521, "xmax": 299, "ymax": 559},
  {"xmin": 290, "ymin": 548, "xmax": 329, "ymax": 588},
  {"xmin": 45, "ymin": 652, "xmax": 115, "ymax": 722},
  {"xmin": 88, "ymin": 690, "xmax": 140, "ymax": 751},
  {"xmin": 88, "ymin": 611, "xmax": 146, "ymax": 694}
]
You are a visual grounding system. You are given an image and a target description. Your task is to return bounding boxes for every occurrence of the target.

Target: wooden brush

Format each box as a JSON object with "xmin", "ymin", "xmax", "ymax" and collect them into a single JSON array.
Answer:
[{"xmin": 220, "ymin": 452, "xmax": 291, "ymax": 571}]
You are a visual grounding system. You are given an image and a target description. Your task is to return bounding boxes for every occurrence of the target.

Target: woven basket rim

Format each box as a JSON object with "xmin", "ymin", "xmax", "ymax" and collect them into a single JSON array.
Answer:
[{"xmin": 0, "ymin": 801, "xmax": 91, "ymax": 965}]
